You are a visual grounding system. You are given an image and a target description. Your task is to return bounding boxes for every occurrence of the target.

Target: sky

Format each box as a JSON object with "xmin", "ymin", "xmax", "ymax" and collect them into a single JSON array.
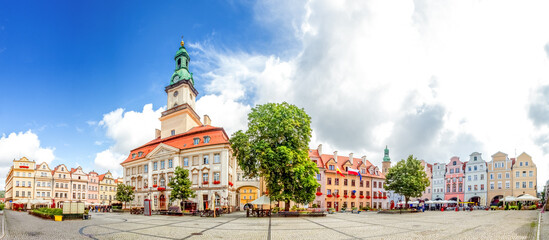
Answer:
[{"xmin": 1, "ymin": 0, "xmax": 548, "ymax": 191}]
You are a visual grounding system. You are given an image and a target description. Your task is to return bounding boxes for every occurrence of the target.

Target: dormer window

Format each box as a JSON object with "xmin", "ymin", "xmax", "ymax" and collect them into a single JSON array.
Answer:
[
  {"xmin": 171, "ymin": 130, "xmax": 175, "ymax": 136},
  {"xmin": 193, "ymin": 138, "xmax": 200, "ymax": 145},
  {"xmin": 204, "ymin": 136, "xmax": 210, "ymax": 143},
  {"xmin": 328, "ymin": 165, "xmax": 335, "ymax": 170},
  {"xmin": 132, "ymin": 153, "xmax": 136, "ymax": 159},
  {"xmin": 138, "ymin": 152, "xmax": 143, "ymax": 157}
]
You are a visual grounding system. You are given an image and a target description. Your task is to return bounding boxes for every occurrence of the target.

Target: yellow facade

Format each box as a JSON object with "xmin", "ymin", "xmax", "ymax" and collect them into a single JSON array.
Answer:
[
  {"xmin": 239, "ymin": 186, "xmax": 259, "ymax": 206},
  {"xmin": 512, "ymin": 152, "xmax": 537, "ymax": 197},
  {"xmin": 5, "ymin": 157, "xmax": 36, "ymax": 209},
  {"xmin": 99, "ymin": 171, "xmax": 117, "ymax": 205},
  {"xmin": 487, "ymin": 152, "xmax": 514, "ymax": 204}
]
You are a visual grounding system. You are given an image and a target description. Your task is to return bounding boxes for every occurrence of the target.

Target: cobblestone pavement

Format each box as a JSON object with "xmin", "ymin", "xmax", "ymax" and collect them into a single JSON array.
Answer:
[
  {"xmin": 3, "ymin": 209, "xmax": 540, "ymax": 239},
  {"xmin": 541, "ymin": 211, "xmax": 548, "ymax": 240}
]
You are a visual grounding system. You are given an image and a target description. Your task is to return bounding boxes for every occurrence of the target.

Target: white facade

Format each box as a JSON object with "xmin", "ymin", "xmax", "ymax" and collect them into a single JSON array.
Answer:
[
  {"xmin": 432, "ymin": 163, "xmax": 446, "ymax": 200},
  {"xmin": 464, "ymin": 152, "xmax": 488, "ymax": 206}
]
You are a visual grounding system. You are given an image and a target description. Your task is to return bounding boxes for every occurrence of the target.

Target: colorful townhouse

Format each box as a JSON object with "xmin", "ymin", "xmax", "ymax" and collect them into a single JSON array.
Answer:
[
  {"xmin": 417, "ymin": 160, "xmax": 433, "ymax": 201},
  {"xmin": 5, "ymin": 157, "xmax": 36, "ymax": 209},
  {"xmin": 87, "ymin": 171, "xmax": 100, "ymax": 204},
  {"xmin": 487, "ymin": 151, "xmax": 513, "ymax": 205},
  {"xmin": 34, "ymin": 162, "xmax": 53, "ymax": 201},
  {"xmin": 310, "ymin": 145, "xmax": 387, "ymax": 211},
  {"xmin": 512, "ymin": 152, "xmax": 537, "ymax": 197},
  {"xmin": 464, "ymin": 152, "xmax": 487, "ymax": 206},
  {"xmin": 432, "ymin": 163, "xmax": 446, "ymax": 201},
  {"xmin": 70, "ymin": 166, "xmax": 89, "ymax": 201},
  {"xmin": 444, "ymin": 156, "xmax": 465, "ymax": 202}
]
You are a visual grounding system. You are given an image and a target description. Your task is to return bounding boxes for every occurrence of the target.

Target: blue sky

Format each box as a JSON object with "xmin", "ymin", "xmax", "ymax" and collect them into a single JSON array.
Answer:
[
  {"xmin": 0, "ymin": 1, "xmax": 279, "ymax": 176},
  {"xmin": 1, "ymin": 0, "xmax": 549, "ymax": 191}
]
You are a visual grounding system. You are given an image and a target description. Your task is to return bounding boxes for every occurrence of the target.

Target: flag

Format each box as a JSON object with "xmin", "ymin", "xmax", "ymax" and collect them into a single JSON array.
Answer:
[
  {"xmin": 347, "ymin": 168, "xmax": 362, "ymax": 181},
  {"xmin": 336, "ymin": 166, "xmax": 345, "ymax": 177}
]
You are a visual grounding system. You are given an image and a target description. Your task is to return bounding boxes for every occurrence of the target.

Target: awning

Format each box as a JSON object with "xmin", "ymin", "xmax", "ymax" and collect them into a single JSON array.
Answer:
[{"xmin": 502, "ymin": 196, "xmax": 517, "ymax": 202}]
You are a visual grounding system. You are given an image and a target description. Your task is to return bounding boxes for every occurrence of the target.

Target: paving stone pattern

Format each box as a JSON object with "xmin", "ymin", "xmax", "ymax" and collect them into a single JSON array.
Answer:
[{"xmin": 3, "ymin": 209, "xmax": 540, "ymax": 239}]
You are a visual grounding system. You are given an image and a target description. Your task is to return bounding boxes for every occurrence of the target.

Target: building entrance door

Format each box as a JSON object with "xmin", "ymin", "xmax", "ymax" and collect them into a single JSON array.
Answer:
[
  {"xmin": 334, "ymin": 202, "xmax": 339, "ymax": 211},
  {"xmin": 159, "ymin": 194, "xmax": 166, "ymax": 210},
  {"xmin": 203, "ymin": 195, "xmax": 209, "ymax": 210}
]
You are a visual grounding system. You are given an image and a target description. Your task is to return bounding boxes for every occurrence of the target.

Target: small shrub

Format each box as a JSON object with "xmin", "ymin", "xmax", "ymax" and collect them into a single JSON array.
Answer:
[
  {"xmin": 518, "ymin": 202, "xmax": 522, "ymax": 210},
  {"xmin": 0, "ymin": 203, "xmax": 4, "ymax": 211},
  {"xmin": 529, "ymin": 205, "xmax": 537, "ymax": 210}
]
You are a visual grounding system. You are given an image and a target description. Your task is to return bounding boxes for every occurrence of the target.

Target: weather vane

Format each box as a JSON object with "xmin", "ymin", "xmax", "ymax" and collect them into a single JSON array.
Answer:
[{"xmin": 180, "ymin": 35, "xmax": 184, "ymax": 47}]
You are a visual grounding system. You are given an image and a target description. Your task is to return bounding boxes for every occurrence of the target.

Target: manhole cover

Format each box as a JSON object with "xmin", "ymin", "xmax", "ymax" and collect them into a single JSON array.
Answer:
[{"xmin": 191, "ymin": 233, "xmax": 203, "ymax": 235}]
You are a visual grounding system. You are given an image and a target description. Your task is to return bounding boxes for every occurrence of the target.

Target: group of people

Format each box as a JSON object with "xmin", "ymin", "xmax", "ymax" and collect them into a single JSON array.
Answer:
[{"xmin": 87, "ymin": 205, "xmax": 113, "ymax": 212}]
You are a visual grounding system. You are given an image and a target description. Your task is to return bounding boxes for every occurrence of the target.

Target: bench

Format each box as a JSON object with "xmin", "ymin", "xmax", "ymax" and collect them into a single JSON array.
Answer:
[
  {"xmin": 278, "ymin": 211, "xmax": 300, "ymax": 217},
  {"xmin": 167, "ymin": 206, "xmax": 183, "ymax": 216}
]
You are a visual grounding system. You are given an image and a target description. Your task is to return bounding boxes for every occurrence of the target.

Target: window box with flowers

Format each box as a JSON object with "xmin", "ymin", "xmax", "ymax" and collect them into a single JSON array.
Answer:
[
  {"xmin": 351, "ymin": 195, "xmax": 356, "ymax": 199},
  {"xmin": 203, "ymin": 181, "xmax": 209, "ymax": 185},
  {"xmin": 383, "ymin": 196, "xmax": 387, "ymax": 199},
  {"xmin": 336, "ymin": 194, "xmax": 340, "ymax": 198},
  {"xmin": 315, "ymin": 192, "xmax": 322, "ymax": 196},
  {"xmin": 19, "ymin": 166, "xmax": 29, "ymax": 169},
  {"xmin": 213, "ymin": 181, "xmax": 221, "ymax": 185},
  {"xmin": 228, "ymin": 182, "xmax": 234, "ymax": 187},
  {"xmin": 359, "ymin": 195, "xmax": 364, "ymax": 199},
  {"xmin": 157, "ymin": 187, "xmax": 165, "ymax": 191},
  {"xmin": 366, "ymin": 196, "xmax": 371, "ymax": 199},
  {"xmin": 327, "ymin": 194, "xmax": 333, "ymax": 198},
  {"xmin": 344, "ymin": 195, "xmax": 348, "ymax": 198},
  {"xmin": 153, "ymin": 184, "xmax": 157, "ymax": 188}
]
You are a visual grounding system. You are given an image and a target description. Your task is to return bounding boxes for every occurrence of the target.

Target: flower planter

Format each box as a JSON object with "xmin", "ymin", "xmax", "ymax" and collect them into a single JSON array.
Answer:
[
  {"xmin": 213, "ymin": 181, "xmax": 221, "ymax": 185},
  {"xmin": 153, "ymin": 184, "xmax": 157, "ymax": 188},
  {"xmin": 20, "ymin": 166, "xmax": 29, "ymax": 169},
  {"xmin": 228, "ymin": 181, "xmax": 233, "ymax": 186},
  {"xmin": 336, "ymin": 194, "xmax": 340, "ymax": 198},
  {"xmin": 359, "ymin": 195, "xmax": 364, "ymax": 199},
  {"xmin": 327, "ymin": 194, "xmax": 333, "ymax": 198},
  {"xmin": 203, "ymin": 181, "xmax": 209, "ymax": 185},
  {"xmin": 366, "ymin": 196, "xmax": 371, "ymax": 199},
  {"xmin": 351, "ymin": 195, "xmax": 356, "ymax": 199},
  {"xmin": 344, "ymin": 195, "xmax": 348, "ymax": 198},
  {"xmin": 157, "ymin": 187, "xmax": 165, "ymax": 191},
  {"xmin": 383, "ymin": 196, "xmax": 387, "ymax": 199},
  {"xmin": 315, "ymin": 192, "xmax": 322, "ymax": 196}
]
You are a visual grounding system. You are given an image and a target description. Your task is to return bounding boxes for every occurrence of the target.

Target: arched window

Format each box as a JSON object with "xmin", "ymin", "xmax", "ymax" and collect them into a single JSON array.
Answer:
[{"xmin": 177, "ymin": 58, "xmax": 181, "ymax": 68}]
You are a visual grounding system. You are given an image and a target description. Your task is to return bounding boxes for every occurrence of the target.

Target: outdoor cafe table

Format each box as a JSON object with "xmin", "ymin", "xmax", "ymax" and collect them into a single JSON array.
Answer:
[{"xmin": 248, "ymin": 209, "xmax": 271, "ymax": 217}]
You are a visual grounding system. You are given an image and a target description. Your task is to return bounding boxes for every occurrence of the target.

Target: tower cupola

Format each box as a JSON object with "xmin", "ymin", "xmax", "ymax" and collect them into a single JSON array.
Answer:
[{"xmin": 170, "ymin": 38, "xmax": 194, "ymax": 86}]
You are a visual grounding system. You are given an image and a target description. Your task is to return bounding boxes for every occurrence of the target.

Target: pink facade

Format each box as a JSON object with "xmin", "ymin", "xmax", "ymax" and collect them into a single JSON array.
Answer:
[
  {"xmin": 418, "ymin": 160, "xmax": 433, "ymax": 200},
  {"xmin": 444, "ymin": 156, "xmax": 465, "ymax": 202},
  {"xmin": 310, "ymin": 148, "xmax": 326, "ymax": 208},
  {"xmin": 87, "ymin": 171, "xmax": 99, "ymax": 204}
]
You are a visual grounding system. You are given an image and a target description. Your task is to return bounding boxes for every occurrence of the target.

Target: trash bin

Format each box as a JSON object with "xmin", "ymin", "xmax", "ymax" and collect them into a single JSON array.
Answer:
[{"xmin": 54, "ymin": 215, "xmax": 63, "ymax": 221}]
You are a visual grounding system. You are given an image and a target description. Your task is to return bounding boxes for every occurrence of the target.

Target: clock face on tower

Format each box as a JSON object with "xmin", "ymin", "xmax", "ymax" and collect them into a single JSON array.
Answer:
[
  {"xmin": 174, "ymin": 91, "xmax": 179, "ymax": 97},
  {"xmin": 173, "ymin": 75, "xmax": 180, "ymax": 83}
]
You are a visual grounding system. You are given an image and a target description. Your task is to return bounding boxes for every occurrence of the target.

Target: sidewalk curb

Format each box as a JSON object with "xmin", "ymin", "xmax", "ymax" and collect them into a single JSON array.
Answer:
[{"xmin": 0, "ymin": 213, "xmax": 5, "ymax": 239}]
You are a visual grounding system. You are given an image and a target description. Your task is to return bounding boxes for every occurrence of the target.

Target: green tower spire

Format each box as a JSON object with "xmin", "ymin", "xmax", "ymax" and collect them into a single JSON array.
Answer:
[
  {"xmin": 170, "ymin": 37, "xmax": 194, "ymax": 86},
  {"xmin": 383, "ymin": 145, "xmax": 391, "ymax": 162}
]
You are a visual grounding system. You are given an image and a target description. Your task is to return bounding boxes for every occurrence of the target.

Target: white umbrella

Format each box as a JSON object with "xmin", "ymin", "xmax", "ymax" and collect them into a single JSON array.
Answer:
[
  {"xmin": 425, "ymin": 200, "xmax": 434, "ymax": 204},
  {"xmin": 249, "ymin": 195, "xmax": 271, "ymax": 205},
  {"xmin": 502, "ymin": 196, "xmax": 517, "ymax": 202},
  {"xmin": 517, "ymin": 194, "xmax": 540, "ymax": 201}
]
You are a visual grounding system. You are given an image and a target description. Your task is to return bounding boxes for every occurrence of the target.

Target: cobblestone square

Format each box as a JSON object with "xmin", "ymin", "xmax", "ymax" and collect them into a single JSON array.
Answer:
[{"xmin": 2, "ymin": 210, "xmax": 543, "ymax": 239}]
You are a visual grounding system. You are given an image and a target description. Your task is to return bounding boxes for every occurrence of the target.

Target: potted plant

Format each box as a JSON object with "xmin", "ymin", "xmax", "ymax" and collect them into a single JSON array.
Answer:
[
  {"xmin": 352, "ymin": 207, "xmax": 358, "ymax": 213},
  {"xmin": 328, "ymin": 208, "xmax": 335, "ymax": 214}
]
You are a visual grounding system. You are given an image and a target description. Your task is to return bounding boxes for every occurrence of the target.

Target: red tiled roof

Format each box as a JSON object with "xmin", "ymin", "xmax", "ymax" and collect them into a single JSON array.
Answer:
[
  {"xmin": 314, "ymin": 152, "xmax": 385, "ymax": 179},
  {"xmin": 308, "ymin": 149, "xmax": 324, "ymax": 168},
  {"xmin": 98, "ymin": 174, "xmax": 105, "ymax": 181},
  {"xmin": 121, "ymin": 125, "xmax": 229, "ymax": 165}
]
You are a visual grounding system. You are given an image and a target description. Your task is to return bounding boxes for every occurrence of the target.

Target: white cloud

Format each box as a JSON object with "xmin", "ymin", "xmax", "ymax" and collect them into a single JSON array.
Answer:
[
  {"xmin": 94, "ymin": 104, "xmax": 164, "ymax": 172},
  {"xmin": 186, "ymin": 0, "xmax": 549, "ymax": 190},
  {"xmin": 0, "ymin": 130, "xmax": 55, "ymax": 189}
]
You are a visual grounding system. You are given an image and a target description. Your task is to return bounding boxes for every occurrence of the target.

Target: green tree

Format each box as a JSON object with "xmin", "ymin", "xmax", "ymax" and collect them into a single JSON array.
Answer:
[
  {"xmin": 168, "ymin": 166, "xmax": 195, "ymax": 204},
  {"xmin": 385, "ymin": 155, "xmax": 430, "ymax": 209},
  {"xmin": 230, "ymin": 102, "xmax": 319, "ymax": 211},
  {"xmin": 115, "ymin": 183, "xmax": 134, "ymax": 209}
]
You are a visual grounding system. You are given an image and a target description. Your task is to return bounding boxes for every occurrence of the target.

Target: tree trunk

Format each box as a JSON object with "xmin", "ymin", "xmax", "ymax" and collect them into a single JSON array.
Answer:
[
  {"xmin": 285, "ymin": 199, "xmax": 290, "ymax": 211},
  {"xmin": 405, "ymin": 197, "xmax": 409, "ymax": 209}
]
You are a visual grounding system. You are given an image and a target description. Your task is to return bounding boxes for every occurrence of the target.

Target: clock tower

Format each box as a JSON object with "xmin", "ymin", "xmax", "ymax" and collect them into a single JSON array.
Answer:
[
  {"xmin": 382, "ymin": 145, "xmax": 391, "ymax": 174},
  {"xmin": 159, "ymin": 39, "xmax": 202, "ymax": 139}
]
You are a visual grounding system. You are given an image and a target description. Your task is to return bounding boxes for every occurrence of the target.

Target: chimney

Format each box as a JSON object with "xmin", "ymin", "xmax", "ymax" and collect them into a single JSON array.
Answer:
[
  {"xmin": 317, "ymin": 144, "xmax": 323, "ymax": 155},
  {"xmin": 155, "ymin": 129, "xmax": 161, "ymax": 138},
  {"xmin": 203, "ymin": 115, "xmax": 211, "ymax": 126},
  {"xmin": 349, "ymin": 153, "xmax": 354, "ymax": 165},
  {"xmin": 333, "ymin": 151, "xmax": 338, "ymax": 163},
  {"xmin": 362, "ymin": 155, "xmax": 367, "ymax": 162}
]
